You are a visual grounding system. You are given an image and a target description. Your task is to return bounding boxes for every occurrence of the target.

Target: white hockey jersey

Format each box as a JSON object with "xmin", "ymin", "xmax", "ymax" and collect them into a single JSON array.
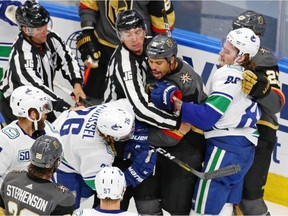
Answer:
[
  {"xmin": 0, "ymin": 120, "xmax": 59, "ymax": 186},
  {"xmin": 205, "ymin": 65, "xmax": 261, "ymax": 144},
  {"xmin": 181, "ymin": 65, "xmax": 261, "ymax": 144},
  {"xmin": 53, "ymin": 99, "xmax": 134, "ymax": 188},
  {"xmin": 73, "ymin": 208, "xmax": 137, "ymax": 216}
]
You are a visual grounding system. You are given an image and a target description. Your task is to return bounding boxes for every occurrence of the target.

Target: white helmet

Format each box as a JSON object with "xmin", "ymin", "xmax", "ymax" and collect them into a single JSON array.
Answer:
[
  {"xmin": 226, "ymin": 27, "xmax": 260, "ymax": 58},
  {"xmin": 10, "ymin": 86, "xmax": 52, "ymax": 119},
  {"xmin": 97, "ymin": 106, "xmax": 135, "ymax": 142},
  {"xmin": 95, "ymin": 166, "xmax": 126, "ymax": 200}
]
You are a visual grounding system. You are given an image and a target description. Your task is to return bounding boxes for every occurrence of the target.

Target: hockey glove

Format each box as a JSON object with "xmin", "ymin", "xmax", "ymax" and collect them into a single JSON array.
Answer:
[
  {"xmin": 242, "ymin": 70, "xmax": 271, "ymax": 99},
  {"xmin": 76, "ymin": 29, "xmax": 101, "ymax": 68},
  {"xmin": 0, "ymin": 0, "xmax": 22, "ymax": 26},
  {"xmin": 124, "ymin": 149, "xmax": 157, "ymax": 187},
  {"xmin": 123, "ymin": 121, "xmax": 150, "ymax": 161},
  {"xmin": 151, "ymin": 80, "xmax": 182, "ymax": 112}
]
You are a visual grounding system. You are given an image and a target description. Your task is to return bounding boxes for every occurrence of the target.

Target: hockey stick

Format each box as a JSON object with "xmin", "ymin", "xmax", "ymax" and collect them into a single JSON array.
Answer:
[
  {"xmin": 53, "ymin": 80, "xmax": 94, "ymax": 107},
  {"xmin": 154, "ymin": 146, "xmax": 241, "ymax": 179},
  {"xmin": 83, "ymin": 61, "xmax": 91, "ymax": 86},
  {"xmin": 161, "ymin": 8, "xmax": 172, "ymax": 37}
]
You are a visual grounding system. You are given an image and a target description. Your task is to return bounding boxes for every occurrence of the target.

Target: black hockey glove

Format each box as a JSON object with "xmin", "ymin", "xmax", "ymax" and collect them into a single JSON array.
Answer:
[
  {"xmin": 242, "ymin": 70, "xmax": 271, "ymax": 99},
  {"xmin": 76, "ymin": 29, "xmax": 101, "ymax": 68}
]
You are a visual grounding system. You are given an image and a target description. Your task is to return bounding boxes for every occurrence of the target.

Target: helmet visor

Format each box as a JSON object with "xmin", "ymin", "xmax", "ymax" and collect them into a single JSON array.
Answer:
[{"xmin": 28, "ymin": 19, "xmax": 53, "ymax": 37}]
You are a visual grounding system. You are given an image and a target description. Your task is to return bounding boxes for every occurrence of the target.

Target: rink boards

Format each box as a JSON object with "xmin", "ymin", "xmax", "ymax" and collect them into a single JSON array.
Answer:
[{"xmin": 0, "ymin": 2, "xmax": 287, "ymax": 207}]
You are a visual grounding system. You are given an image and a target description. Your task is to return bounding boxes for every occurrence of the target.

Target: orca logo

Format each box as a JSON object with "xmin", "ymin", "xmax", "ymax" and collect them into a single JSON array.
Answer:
[{"xmin": 251, "ymin": 35, "xmax": 256, "ymax": 42}]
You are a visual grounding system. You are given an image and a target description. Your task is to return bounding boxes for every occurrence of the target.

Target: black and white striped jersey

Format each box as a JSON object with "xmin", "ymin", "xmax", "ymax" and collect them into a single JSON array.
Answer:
[
  {"xmin": 0, "ymin": 32, "xmax": 83, "ymax": 112},
  {"xmin": 104, "ymin": 43, "xmax": 180, "ymax": 130}
]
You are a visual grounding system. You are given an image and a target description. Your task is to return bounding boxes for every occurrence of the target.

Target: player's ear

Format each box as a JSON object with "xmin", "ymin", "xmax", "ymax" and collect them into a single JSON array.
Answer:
[
  {"xmin": 22, "ymin": 26, "xmax": 32, "ymax": 36},
  {"xmin": 28, "ymin": 109, "xmax": 38, "ymax": 120},
  {"xmin": 235, "ymin": 55, "xmax": 245, "ymax": 64},
  {"xmin": 170, "ymin": 55, "xmax": 176, "ymax": 64}
]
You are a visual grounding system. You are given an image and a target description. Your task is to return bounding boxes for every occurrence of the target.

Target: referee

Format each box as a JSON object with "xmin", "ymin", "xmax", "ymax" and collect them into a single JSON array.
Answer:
[
  {"xmin": 104, "ymin": 9, "xmax": 182, "ymax": 130},
  {"xmin": 0, "ymin": 1, "xmax": 86, "ymax": 123}
]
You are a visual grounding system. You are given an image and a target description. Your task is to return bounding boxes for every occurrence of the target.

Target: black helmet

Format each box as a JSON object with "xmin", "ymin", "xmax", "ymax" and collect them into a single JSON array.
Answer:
[
  {"xmin": 30, "ymin": 135, "xmax": 63, "ymax": 168},
  {"xmin": 147, "ymin": 34, "xmax": 178, "ymax": 61},
  {"xmin": 16, "ymin": 1, "xmax": 50, "ymax": 28},
  {"xmin": 232, "ymin": 10, "xmax": 266, "ymax": 36},
  {"xmin": 116, "ymin": 9, "xmax": 146, "ymax": 32}
]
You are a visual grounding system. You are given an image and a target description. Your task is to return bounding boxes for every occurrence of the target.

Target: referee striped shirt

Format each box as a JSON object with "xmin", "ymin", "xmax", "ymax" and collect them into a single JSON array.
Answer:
[
  {"xmin": 104, "ymin": 43, "xmax": 180, "ymax": 130},
  {"xmin": 0, "ymin": 32, "xmax": 83, "ymax": 112}
]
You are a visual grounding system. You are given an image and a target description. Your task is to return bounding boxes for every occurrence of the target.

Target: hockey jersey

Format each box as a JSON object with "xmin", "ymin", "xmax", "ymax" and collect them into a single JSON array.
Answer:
[
  {"xmin": 0, "ymin": 120, "xmax": 59, "ymax": 186},
  {"xmin": 0, "ymin": 171, "xmax": 75, "ymax": 215},
  {"xmin": 252, "ymin": 47, "xmax": 285, "ymax": 143},
  {"xmin": 79, "ymin": 0, "xmax": 175, "ymax": 48},
  {"xmin": 73, "ymin": 208, "xmax": 137, "ymax": 216},
  {"xmin": 53, "ymin": 99, "xmax": 134, "ymax": 189},
  {"xmin": 181, "ymin": 65, "xmax": 261, "ymax": 144},
  {"xmin": 0, "ymin": 32, "xmax": 83, "ymax": 112}
]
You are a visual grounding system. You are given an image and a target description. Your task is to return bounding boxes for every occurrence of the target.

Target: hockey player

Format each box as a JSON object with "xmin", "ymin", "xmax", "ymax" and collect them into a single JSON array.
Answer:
[
  {"xmin": 151, "ymin": 28, "xmax": 261, "ymax": 214},
  {"xmin": 104, "ymin": 9, "xmax": 188, "ymax": 131},
  {"xmin": 0, "ymin": 1, "xmax": 86, "ymax": 124},
  {"xmin": 130, "ymin": 34, "xmax": 207, "ymax": 215},
  {"xmin": 77, "ymin": 0, "xmax": 175, "ymax": 102},
  {"xmin": 0, "ymin": 85, "xmax": 59, "ymax": 187},
  {"xmin": 73, "ymin": 166, "xmax": 137, "ymax": 216},
  {"xmin": 232, "ymin": 11, "xmax": 285, "ymax": 215},
  {"xmin": 0, "ymin": 135, "xmax": 75, "ymax": 215},
  {"xmin": 103, "ymin": 9, "xmax": 191, "ymax": 213},
  {"xmin": 52, "ymin": 98, "xmax": 157, "ymax": 209}
]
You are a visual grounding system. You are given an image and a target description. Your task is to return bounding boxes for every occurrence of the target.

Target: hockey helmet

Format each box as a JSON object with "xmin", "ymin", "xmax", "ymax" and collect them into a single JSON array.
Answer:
[
  {"xmin": 30, "ymin": 135, "xmax": 63, "ymax": 168},
  {"xmin": 15, "ymin": 1, "xmax": 50, "ymax": 28},
  {"xmin": 116, "ymin": 9, "xmax": 146, "ymax": 33},
  {"xmin": 147, "ymin": 34, "xmax": 178, "ymax": 61},
  {"xmin": 10, "ymin": 85, "xmax": 52, "ymax": 119},
  {"xmin": 97, "ymin": 106, "xmax": 135, "ymax": 142},
  {"xmin": 226, "ymin": 28, "xmax": 260, "ymax": 59},
  {"xmin": 95, "ymin": 166, "xmax": 126, "ymax": 200},
  {"xmin": 232, "ymin": 10, "xmax": 266, "ymax": 36}
]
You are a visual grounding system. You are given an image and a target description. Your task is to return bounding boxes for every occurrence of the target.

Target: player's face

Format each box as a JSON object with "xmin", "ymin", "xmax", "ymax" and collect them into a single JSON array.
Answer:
[
  {"xmin": 148, "ymin": 58, "xmax": 171, "ymax": 80},
  {"xmin": 120, "ymin": 27, "xmax": 145, "ymax": 55},
  {"xmin": 218, "ymin": 41, "xmax": 238, "ymax": 67}
]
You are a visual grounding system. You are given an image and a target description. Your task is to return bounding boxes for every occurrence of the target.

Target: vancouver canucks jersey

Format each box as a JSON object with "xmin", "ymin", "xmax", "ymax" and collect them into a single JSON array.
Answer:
[
  {"xmin": 181, "ymin": 65, "xmax": 261, "ymax": 144},
  {"xmin": 73, "ymin": 208, "xmax": 137, "ymax": 216},
  {"xmin": 0, "ymin": 120, "xmax": 59, "ymax": 186},
  {"xmin": 53, "ymin": 99, "xmax": 134, "ymax": 189}
]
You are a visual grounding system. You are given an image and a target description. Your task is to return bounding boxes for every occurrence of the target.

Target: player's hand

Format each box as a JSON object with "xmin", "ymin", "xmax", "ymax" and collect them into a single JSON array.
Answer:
[
  {"xmin": 76, "ymin": 29, "xmax": 101, "ymax": 68},
  {"xmin": 123, "ymin": 121, "xmax": 150, "ymax": 161},
  {"xmin": 0, "ymin": 0, "xmax": 22, "ymax": 26},
  {"xmin": 72, "ymin": 83, "xmax": 86, "ymax": 103},
  {"xmin": 150, "ymin": 80, "xmax": 182, "ymax": 113},
  {"xmin": 242, "ymin": 70, "xmax": 271, "ymax": 99},
  {"xmin": 124, "ymin": 149, "xmax": 157, "ymax": 187}
]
